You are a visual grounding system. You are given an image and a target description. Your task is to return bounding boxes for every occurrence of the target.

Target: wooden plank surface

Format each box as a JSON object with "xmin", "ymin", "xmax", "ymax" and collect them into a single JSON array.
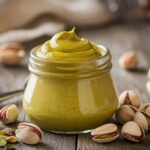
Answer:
[{"xmin": 0, "ymin": 22, "xmax": 150, "ymax": 150}]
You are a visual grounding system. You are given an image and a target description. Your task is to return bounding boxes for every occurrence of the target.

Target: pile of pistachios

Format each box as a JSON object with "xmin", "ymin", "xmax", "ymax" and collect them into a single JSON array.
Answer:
[
  {"xmin": 0, "ymin": 104, "xmax": 42, "ymax": 149},
  {"xmin": 91, "ymin": 90, "xmax": 150, "ymax": 143}
]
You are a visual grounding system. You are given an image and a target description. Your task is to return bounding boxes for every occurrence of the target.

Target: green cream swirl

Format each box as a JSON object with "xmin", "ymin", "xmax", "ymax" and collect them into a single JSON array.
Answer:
[{"xmin": 36, "ymin": 28, "xmax": 102, "ymax": 61}]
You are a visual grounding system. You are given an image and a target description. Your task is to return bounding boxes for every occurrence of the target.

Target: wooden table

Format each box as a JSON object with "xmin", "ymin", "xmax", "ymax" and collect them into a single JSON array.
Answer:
[{"xmin": 0, "ymin": 22, "xmax": 150, "ymax": 150}]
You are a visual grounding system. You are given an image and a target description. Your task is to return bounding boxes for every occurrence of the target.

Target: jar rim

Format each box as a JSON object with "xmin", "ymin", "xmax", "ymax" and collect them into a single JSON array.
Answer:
[
  {"xmin": 29, "ymin": 45, "xmax": 112, "ymax": 79},
  {"xmin": 30, "ymin": 45, "xmax": 111, "ymax": 65}
]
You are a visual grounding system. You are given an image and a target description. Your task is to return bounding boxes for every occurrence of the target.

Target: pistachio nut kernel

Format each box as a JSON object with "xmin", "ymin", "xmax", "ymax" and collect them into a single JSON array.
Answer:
[
  {"xmin": 139, "ymin": 103, "xmax": 150, "ymax": 116},
  {"xmin": 116, "ymin": 105, "xmax": 138, "ymax": 124},
  {"xmin": 91, "ymin": 123, "xmax": 119, "ymax": 143},
  {"xmin": 6, "ymin": 136, "xmax": 17, "ymax": 143},
  {"xmin": 119, "ymin": 90, "xmax": 141, "ymax": 107},
  {"xmin": 134, "ymin": 111, "xmax": 150, "ymax": 132},
  {"xmin": 15, "ymin": 122, "xmax": 42, "ymax": 145},
  {"xmin": 0, "ymin": 104, "xmax": 19, "ymax": 124},
  {"xmin": 121, "ymin": 121, "xmax": 145, "ymax": 142}
]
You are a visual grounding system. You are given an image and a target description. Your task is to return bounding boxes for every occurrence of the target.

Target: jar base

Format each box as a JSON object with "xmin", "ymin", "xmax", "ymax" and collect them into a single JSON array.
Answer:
[{"xmin": 45, "ymin": 129, "xmax": 92, "ymax": 134}]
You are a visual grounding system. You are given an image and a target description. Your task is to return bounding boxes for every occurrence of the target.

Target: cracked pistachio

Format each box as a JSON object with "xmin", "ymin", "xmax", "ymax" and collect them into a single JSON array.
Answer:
[
  {"xmin": 116, "ymin": 105, "xmax": 138, "ymax": 124},
  {"xmin": 134, "ymin": 111, "xmax": 150, "ymax": 132},
  {"xmin": 15, "ymin": 122, "xmax": 42, "ymax": 145},
  {"xmin": 121, "ymin": 121, "xmax": 145, "ymax": 142},
  {"xmin": 139, "ymin": 103, "xmax": 150, "ymax": 116},
  {"xmin": 119, "ymin": 90, "xmax": 141, "ymax": 107},
  {"xmin": 0, "ymin": 104, "xmax": 19, "ymax": 124},
  {"xmin": 91, "ymin": 123, "xmax": 119, "ymax": 143}
]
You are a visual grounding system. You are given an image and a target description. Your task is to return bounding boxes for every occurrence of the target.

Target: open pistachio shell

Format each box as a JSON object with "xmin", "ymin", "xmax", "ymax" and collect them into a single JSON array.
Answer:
[
  {"xmin": 91, "ymin": 123, "xmax": 119, "ymax": 143},
  {"xmin": 15, "ymin": 122, "xmax": 42, "ymax": 145},
  {"xmin": 119, "ymin": 90, "xmax": 141, "ymax": 107},
  {"xmin": 121, "ymin": 121, "xmax": 145, "ymax": 142},
  {"xmin": 139, "ymin": 103, "xmax": 150, "ymax": 116}
]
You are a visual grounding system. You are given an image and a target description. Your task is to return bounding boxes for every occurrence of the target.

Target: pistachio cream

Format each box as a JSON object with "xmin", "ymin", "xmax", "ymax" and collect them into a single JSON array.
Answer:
[{"xmin": 36, "ymin": 28, "xmax": 102, "ymax": 61}]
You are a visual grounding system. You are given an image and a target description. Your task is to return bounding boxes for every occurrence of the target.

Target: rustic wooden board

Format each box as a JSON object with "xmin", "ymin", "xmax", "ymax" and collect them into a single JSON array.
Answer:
[{"xmin": 0, "ymin": 22, "xmax": 149, "ymax": 150}]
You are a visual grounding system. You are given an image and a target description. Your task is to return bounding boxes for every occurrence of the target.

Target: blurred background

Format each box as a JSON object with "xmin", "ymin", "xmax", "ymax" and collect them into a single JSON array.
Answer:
[{"xmin": 0, "ymin": 0, "xmax": 150, "ymax": 44}]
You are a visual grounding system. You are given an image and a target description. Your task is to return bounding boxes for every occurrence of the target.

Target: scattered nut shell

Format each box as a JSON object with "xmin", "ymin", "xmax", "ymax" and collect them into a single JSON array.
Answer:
[
  {"xmin": 139, "ymin": 103, "xmax": 150, "ymax": 116},
  {"xmin": 119, "ymin": 51, "xmax": 138, "ymax": 69},
  {"xmin": 15, "ymin": 122, "xmax": 42, "ymax": 145},
  {"xmin": 116, "ymin": 105, "xmax": 138, "ymax": 124},
  {"xmin": 0, "ymin": 42, "xmax": 25, "ymax": 66},
  {"xmin": 146, "ymin": 81, "xmax": 150, "ymax": 93},
  {"xmin": 119, "ymin": 90, "xmax": 141, "ymax": 107},
  {"xmin": 91, "ymin": 123, "xmax": 119, "ymax": 143},
  {"xmin": 0, "ymin": 104, "xmax": 19, "ymax": 124},
  {"xmin": 121, "ymin": 121, "xmax": 145, "ymax": 142},
  {"xmin": 134, "ymin": 111, "xmax": 150, "ymax": 132}
]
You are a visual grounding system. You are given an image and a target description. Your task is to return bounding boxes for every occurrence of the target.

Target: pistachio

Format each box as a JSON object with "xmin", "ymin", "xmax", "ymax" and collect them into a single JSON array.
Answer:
[
  {"xmin": 139, "ymin": 103, "xmax": 150, "ymax": 116},
  {"xmin": 0, "ymin": 139, "xmax": 7, "ymax": 147},
  {"xmin": 4, "ymin": 128, "xmax": 15, "ymax": 136},
  {"xmin": 0, "ymin": 42, "xmax": 25, "ymax": 66},
  {"xmin": 15, "ymin": 122, "xmax": 42, "ymax": 145},
  {"xmin": 146, "ymin": 81, "xmax": 150, "ymax": 93},
  {"xmin": 119, "ymin": 90, "xmax": 141, "ymax": 107},
  {"xmin": 6, "ymin": 136, "xmax": 17, "ymax": 143},
  {"xmin": 121, "ymin": 121, "xmax": 145, "ymax": 142},
  {"xmin": 116, "ymin": 105, "xmax": 138, "ymax": 124},
  {"xmin": 119, "ymin": 51, "xmax": 138, "ymax": 69},
  {"xmin": 91, "ymin": 123, "xmax": 119, "ymax": 143},
  {"xmin": 0, "ymin": 104, "xmax": 19, "ymax": 124},
  {"xmin": 133, "ymin": 111, "xmax": 150, "ymax": 132}
]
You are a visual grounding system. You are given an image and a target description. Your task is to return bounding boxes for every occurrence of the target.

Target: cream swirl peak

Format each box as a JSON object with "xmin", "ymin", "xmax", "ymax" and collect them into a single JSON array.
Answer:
[{"xmin": 36, "ymin": 28, "xmax": 102, "ymax": 61}]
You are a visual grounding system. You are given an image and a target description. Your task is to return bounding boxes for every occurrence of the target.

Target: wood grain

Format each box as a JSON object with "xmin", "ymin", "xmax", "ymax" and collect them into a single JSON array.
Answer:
[{"xmin": 0, "ymin": 22, "xmax": 150, "ymax": 150}]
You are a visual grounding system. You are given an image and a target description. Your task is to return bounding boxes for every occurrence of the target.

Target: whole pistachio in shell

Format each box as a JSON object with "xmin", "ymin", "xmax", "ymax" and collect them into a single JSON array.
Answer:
[
  {"xmin": 121, "ymin": 121, "xmax": 145, "ymax": 142},
  {"xmin": 119, "ymin": 51, "xmax": 138, "ymax": 69},
  {"xmin": 15, "ymin": 122, "xmax": 42, "ymax": 145},
  {"xmin": 91, "ymin": 123, "xmax": 119, "ymax": 143},
  {"xmin": 139, "ymin": 103, "xmax": 150, "ymax": 116},
  {"xmin": 134, "ymin": 111, "xmax": 150, "ymax": 132},
  {"xmin": 0, "ymin": 42, "xmax": 25, "ymax": 66},
  {"xmin": 0, "ymin": 104, "xmax": 19, "ymax": 124},
  {"xmin": 119, "ymin": 90, "xmax": 141, "ymax": 107},
  {"xmin": 116, "ymin": 105, "xmax": 138, "ymax": 124}
]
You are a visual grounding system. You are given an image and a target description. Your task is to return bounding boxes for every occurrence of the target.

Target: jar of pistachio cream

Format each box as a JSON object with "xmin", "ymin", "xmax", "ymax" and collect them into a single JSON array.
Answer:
[{"xmin": 23, "ymin": 28, "xmax": 118, "ymax": 134}]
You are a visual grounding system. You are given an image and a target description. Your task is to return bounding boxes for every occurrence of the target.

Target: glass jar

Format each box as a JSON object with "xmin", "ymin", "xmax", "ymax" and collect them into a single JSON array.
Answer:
[{"xmin": 23, "ymin": 45, "xmax": 118, "ymax": 134}]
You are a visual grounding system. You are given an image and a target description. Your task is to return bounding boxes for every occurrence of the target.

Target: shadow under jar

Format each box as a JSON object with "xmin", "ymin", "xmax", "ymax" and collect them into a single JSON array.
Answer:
[{"xmin": 23, "ymin": 45, "xmax": 118, "ymax": 134}]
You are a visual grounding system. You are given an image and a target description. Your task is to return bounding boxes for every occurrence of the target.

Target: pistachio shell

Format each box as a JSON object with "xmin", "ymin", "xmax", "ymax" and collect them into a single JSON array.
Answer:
[
  {"xmin": 119, "ymin": 90, "xmax": 141, "ymax": 107},
  {"xmin": 139, "ymin": 103, "xmax": 150, "ymax": 115},
  {"xmin": 116, "ymin": 105, "xmax": 138, "ymax": 124},
  {"xmin": 15, "ymin": 122, "xmax": 42, "ymax": 145},
  {"xmin": 121, "ymin": 121, "xmax": 145, "ymax": 142},
  {"xmin": 0, "ymin": 104, "xmax": 19, "ymax": 124},
  {"xmin": 91, "ymin": 123, "xmax": 119, "ymax": 143},
  {"xmin": 119, "ymin": 51, "xmax": 138, "ymax": 69},
  {"xmin": 134, "ymin": 111, "xmax": 150, "ymax": 132}
]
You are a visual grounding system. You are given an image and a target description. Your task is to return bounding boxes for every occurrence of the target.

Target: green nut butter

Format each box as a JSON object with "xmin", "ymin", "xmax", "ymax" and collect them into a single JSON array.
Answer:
[{"xmin": 23, "ymin": 28, "xmax": 118, "ymax": 133}]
